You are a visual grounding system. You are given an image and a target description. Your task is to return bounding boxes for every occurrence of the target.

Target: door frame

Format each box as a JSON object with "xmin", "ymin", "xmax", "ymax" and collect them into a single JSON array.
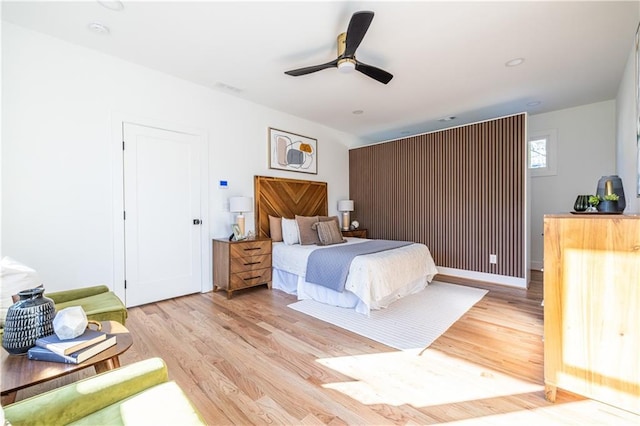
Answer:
[{"xmin": 111, "ymin": 112, "xmax": 209, "ymax": 304}]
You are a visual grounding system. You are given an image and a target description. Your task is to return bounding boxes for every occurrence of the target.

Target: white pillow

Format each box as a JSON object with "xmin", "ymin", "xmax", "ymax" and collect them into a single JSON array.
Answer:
[
  {"xmin": 1, "ymin": 256, "xmax": 42, "ymax": 326},
  {"xmin": 281, "ymin": 218, "xmax": 300, "ymax": 245}
]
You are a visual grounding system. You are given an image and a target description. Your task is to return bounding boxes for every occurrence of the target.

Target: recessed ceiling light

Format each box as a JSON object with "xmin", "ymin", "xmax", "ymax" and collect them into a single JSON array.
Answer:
[
  {"xmin": 438, "ymin": 116, "xmax": 456, "ymax": 122},
  {"xmin": 97, "ymin": 0, "xmax": 124, "ymax": 11},
  {"xmin": 526, "ymin": 101, "xmax": 542, "ymax": 107},
  {"xmin": 88, "ymin": 22, "xmax": 110, "ymax": 34},
  {"xmin": 505, "ymin": 58, "xmax": 525, "ymax": 67},
  {"xmin": 352, "ymin": 110, "xmax": 364, "ymax": 115}
]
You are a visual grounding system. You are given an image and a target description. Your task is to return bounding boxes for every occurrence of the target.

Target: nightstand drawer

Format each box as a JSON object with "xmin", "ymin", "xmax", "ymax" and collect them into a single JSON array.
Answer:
[
  {"xmin": 342, "ymin": 229, "xmax": 367, "ymax": 238},
  {"xmin": 230, "ymin": 254, "xmax": 271, "ymax": 273},
  {"xmin": 230, "ymin": 268, "xmax": 272, "ymax": 290},
  {"xmin": 230, "ymin": 240, "xmax": 271, "ymax": 257}
]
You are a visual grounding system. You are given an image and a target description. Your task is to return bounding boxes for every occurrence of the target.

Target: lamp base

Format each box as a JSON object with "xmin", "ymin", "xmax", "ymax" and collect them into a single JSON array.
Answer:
[
  {"xmin": 341, "ymin": 211, "xmax": 350, "ymax": 231},
  {"xmin": 237, "ymin": 214, "xmax": 245, "ymax": 237}
]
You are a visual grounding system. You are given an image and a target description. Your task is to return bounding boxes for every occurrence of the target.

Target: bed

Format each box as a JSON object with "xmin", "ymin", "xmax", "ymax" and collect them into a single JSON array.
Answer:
[{"xmin": 254, "ymin": 175, "xmax": 438, "ymax": 315}]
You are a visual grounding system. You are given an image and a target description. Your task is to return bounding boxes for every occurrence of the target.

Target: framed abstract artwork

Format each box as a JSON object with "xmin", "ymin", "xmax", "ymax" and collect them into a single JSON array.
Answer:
[{"xmin": 268, "ymin": 128, "xmax": 317, "ymax": 174}]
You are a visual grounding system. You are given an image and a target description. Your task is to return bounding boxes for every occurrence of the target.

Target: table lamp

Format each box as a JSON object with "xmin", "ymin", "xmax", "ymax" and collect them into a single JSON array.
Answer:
[
  {"xmin": 337, "ymin": 200, "xmax": 354, "ymax": 231},
  {"xmin": 229, "ymin": 196, "xmax": 252, "ymax": 237}
]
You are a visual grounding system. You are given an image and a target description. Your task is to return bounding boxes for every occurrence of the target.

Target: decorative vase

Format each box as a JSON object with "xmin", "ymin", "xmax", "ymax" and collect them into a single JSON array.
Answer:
[
  {"xmin": 2, "ymin": 287, "xmax": 56, "ymax": 355},
  {"xmin": 597, "ymin": 200, "xmax": 618, "ymax": 213},
  {"xmin": 596, "ymin": 175, "xmax": 626, "ymax": 212},
  {"xmin": 573, "ymin": 195, "xmax": 590, "ymax": 212}
]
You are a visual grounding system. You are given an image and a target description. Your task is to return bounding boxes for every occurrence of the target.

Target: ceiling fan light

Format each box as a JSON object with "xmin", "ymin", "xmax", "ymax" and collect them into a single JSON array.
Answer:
[{"xmin": 338, "ymin": 60, "xmax": 356, "ymax": 73}]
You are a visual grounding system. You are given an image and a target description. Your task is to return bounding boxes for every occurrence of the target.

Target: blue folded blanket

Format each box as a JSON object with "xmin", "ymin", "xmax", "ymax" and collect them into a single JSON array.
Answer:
[{"xmin": 305, "ymin": 240, "xmax": 412, "ymax": 292}]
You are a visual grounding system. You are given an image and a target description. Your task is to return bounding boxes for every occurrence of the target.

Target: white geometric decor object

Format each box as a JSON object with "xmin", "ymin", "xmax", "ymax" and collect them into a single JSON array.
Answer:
[{"xmin": 53, "ymin": 306, "xmax": 88, "ymax": 340}]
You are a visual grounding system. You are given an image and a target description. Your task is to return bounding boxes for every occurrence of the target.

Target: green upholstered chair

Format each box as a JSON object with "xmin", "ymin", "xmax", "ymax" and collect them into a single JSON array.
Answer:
[
  {"xmin": 2, "ymin": 357, "xmax": 206, "ymax": 426},
  {"xmin": 1, "ymin": 257, "xmax": 126, "ymax": 335},
  {"xmin": 0, "ymin": 285, "xmax": 127, "ymax": 339},
  {"xmin": 46, "ymin": 285, "xmax": 127, "ymax": 325}
]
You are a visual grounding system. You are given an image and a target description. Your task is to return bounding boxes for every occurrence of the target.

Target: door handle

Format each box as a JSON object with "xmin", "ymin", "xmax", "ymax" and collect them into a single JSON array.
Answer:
[{"xmin": 193, "ymin": 219, "xmax": 202, "ymax": 225}]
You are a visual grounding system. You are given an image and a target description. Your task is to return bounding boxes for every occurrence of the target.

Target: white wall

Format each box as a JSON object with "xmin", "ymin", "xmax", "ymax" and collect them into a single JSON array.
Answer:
[
  {"xmin": 1, "ymin": 23, "xmax": 357, "ymax": 293},
  {"xmin": 528, "ymin": 101, "xmax": 616, "ymax": 270},
  {"xmin": 616, "ymin": 36, "xmax": 639, "ymax": 214}
]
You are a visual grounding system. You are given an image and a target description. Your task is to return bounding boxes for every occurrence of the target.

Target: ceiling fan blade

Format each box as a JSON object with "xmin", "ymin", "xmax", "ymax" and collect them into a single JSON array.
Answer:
[
  {"xmin": 284, "ymin": 59, "xmax": 338, "ymax": 76},
  {"xmin": 355, "ymin": 61, "xmax": 393, "ymax": 84},
  {"xmin": 344, "ymin": 11, "xmax": 374, "ymax": 57}
]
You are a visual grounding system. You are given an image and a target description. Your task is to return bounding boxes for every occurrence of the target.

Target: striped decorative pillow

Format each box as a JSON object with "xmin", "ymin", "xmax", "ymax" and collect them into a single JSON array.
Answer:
[
  {"xmin": 318, "ymin": 215, "xmax": 340, "ymax": 230},
  {"xmin": 312, "ymin": 221, "xmax": 346, "ymax": 246}
]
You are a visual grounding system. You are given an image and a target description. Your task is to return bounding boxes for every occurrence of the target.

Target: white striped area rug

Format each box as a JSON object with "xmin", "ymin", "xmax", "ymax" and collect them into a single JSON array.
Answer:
[{"xmin": 288, "ymin": 281, "xmax": 488, "ymax": 350}]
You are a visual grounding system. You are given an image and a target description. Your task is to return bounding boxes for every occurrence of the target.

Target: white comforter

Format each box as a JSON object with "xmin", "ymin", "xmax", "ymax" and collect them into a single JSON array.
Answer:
[{"xmin": 272, "ymin": 238, "xmax": 438, "ymax": 315}]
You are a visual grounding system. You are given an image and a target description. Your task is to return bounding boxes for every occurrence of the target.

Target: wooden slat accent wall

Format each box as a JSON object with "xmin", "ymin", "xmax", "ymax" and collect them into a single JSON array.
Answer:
[{"xmin": 349, "ymin": 114, "xmax": 525, "ymax": 278}]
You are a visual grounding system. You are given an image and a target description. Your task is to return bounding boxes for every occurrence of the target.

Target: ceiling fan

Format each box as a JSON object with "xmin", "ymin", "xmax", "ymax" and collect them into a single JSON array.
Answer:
[{"xmin": 284, "ymin": 11, "xmax": 393, "ymax": 85}]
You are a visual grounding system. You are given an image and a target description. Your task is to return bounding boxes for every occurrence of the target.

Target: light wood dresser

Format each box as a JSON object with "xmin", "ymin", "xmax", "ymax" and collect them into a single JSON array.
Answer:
[
  {"xmin": 212, "ymin": 237, "xmax": 272, "ymax": 299},
  {"xmin": 543, "ymin": 214, "xmax": 639, "ymax": 414}
]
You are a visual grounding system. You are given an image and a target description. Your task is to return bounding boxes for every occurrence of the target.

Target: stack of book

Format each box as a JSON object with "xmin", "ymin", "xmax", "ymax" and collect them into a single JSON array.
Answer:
[{"xmin": 28, "ymin": 329, "xmax": 117, "ymax": 364}]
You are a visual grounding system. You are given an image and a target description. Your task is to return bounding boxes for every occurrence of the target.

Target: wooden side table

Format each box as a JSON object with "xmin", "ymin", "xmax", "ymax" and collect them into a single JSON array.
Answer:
[
  {"xmin": 212, "ymin": 237, "xmax": 272, "ymax": 299},
  {"xmin": 342, "ymin": 229, "xmax": 367, "ymax": 238},
  {"xmin": 1, "ymin": 321, "xmax": 132, "ymax": 405}
]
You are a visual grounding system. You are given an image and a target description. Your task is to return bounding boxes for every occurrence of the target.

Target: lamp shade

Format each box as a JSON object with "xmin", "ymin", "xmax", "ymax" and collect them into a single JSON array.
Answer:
[
  {"xmin": 229, "ymin": 196, "xmax": 252, "ymax": 213},
  {"xmin": 337, "ymin": 200, "xmax": 354, "ymax": 212}
]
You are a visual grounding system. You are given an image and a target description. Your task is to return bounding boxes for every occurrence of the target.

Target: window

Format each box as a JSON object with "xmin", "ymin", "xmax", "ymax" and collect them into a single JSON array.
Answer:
[
  {"xmin": 528, "ymin": 129, "xmax": 557, "ymax": 177},
  {"xmin": 529, "ymin": 138, "xmax": 547, "ymax": 169}
]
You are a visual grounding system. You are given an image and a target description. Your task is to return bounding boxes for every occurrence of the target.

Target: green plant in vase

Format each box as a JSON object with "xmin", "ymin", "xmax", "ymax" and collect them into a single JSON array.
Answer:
[
  {"xmin": 597, "ymin": 193, "xmax": 619, "ymax": 212},
  {"xmin": 586, "ymin": 195, "xmax": 599, "ymax": 212}
]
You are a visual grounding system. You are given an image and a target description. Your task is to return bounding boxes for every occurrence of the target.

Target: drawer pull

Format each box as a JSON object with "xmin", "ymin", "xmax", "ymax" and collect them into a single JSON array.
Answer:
[
  {"xmin": 243, "ymin": 247, "xmax": 261, "ymax": 251},
  {"xmin": 244, "ymin": 261, "xmax": 261, "ymax": 266},
  {"xmin": 244, "ymin": 276, "xmax": 261, "ymax": 281}
]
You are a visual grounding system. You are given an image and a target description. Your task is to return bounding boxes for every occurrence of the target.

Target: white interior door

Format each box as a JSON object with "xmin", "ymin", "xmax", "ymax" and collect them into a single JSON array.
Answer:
[{"xmin": 123, "ymin": 123, "xmax": 202, "ymax": 307}]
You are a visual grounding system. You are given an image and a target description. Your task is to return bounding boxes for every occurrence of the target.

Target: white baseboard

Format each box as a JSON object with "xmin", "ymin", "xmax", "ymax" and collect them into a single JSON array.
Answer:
[{"xmin": 436, "ymin": 266, "xmax": 527, "ymax": 289}]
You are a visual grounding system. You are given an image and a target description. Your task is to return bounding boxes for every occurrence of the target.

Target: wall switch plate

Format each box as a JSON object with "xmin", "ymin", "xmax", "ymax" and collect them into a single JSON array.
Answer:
[{"xmin": 489, "ymin": 254, "xmax": 497, "ymax": 264}]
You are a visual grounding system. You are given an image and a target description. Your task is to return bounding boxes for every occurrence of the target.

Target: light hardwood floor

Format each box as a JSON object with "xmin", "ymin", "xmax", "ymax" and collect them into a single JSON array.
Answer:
[{"xmin": 16, "ymin": 272, "xmax": 640, "ymax": 424}]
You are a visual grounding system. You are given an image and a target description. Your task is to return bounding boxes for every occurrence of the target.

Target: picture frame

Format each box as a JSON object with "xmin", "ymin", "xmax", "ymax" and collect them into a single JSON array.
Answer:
[
  {"xmin": 232, "ymin": 224, "xmax": 243, "ymax": 241},
  {"xmin": 268, "ymin": 127, "xmax": 317, "ymax": 174}
]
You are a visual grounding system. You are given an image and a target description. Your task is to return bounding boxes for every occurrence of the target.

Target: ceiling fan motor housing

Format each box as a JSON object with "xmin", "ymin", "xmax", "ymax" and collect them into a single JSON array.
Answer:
[
  {"xmin": 337, "ymin": 32, "xmax": 348, "ymax": 57},
  {"xmin": 337, "ymin": 33, "xmax": 356, "ymax": 72}
]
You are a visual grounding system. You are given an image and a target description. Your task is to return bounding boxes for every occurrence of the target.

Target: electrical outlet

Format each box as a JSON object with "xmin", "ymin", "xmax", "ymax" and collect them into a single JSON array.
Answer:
[{"xmin": 489, "ymin": 254, "xmax": 497, "ymax": 264}]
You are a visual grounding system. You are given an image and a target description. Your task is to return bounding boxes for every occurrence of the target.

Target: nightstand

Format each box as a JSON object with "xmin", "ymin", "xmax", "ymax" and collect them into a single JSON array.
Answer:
[
  {"xmin": 342, "ymin": 229, "xmax": 367, "ymax": 238},
  {"xmin": 212, "ymin": 237, "xmax": 272, "ymax": 299}
]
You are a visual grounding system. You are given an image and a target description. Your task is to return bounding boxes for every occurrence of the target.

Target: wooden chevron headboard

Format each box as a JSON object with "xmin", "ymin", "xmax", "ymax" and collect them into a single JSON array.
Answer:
[{"xmin": 254, "ymin": 175, "xmax": 328, "ymax": 238}]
